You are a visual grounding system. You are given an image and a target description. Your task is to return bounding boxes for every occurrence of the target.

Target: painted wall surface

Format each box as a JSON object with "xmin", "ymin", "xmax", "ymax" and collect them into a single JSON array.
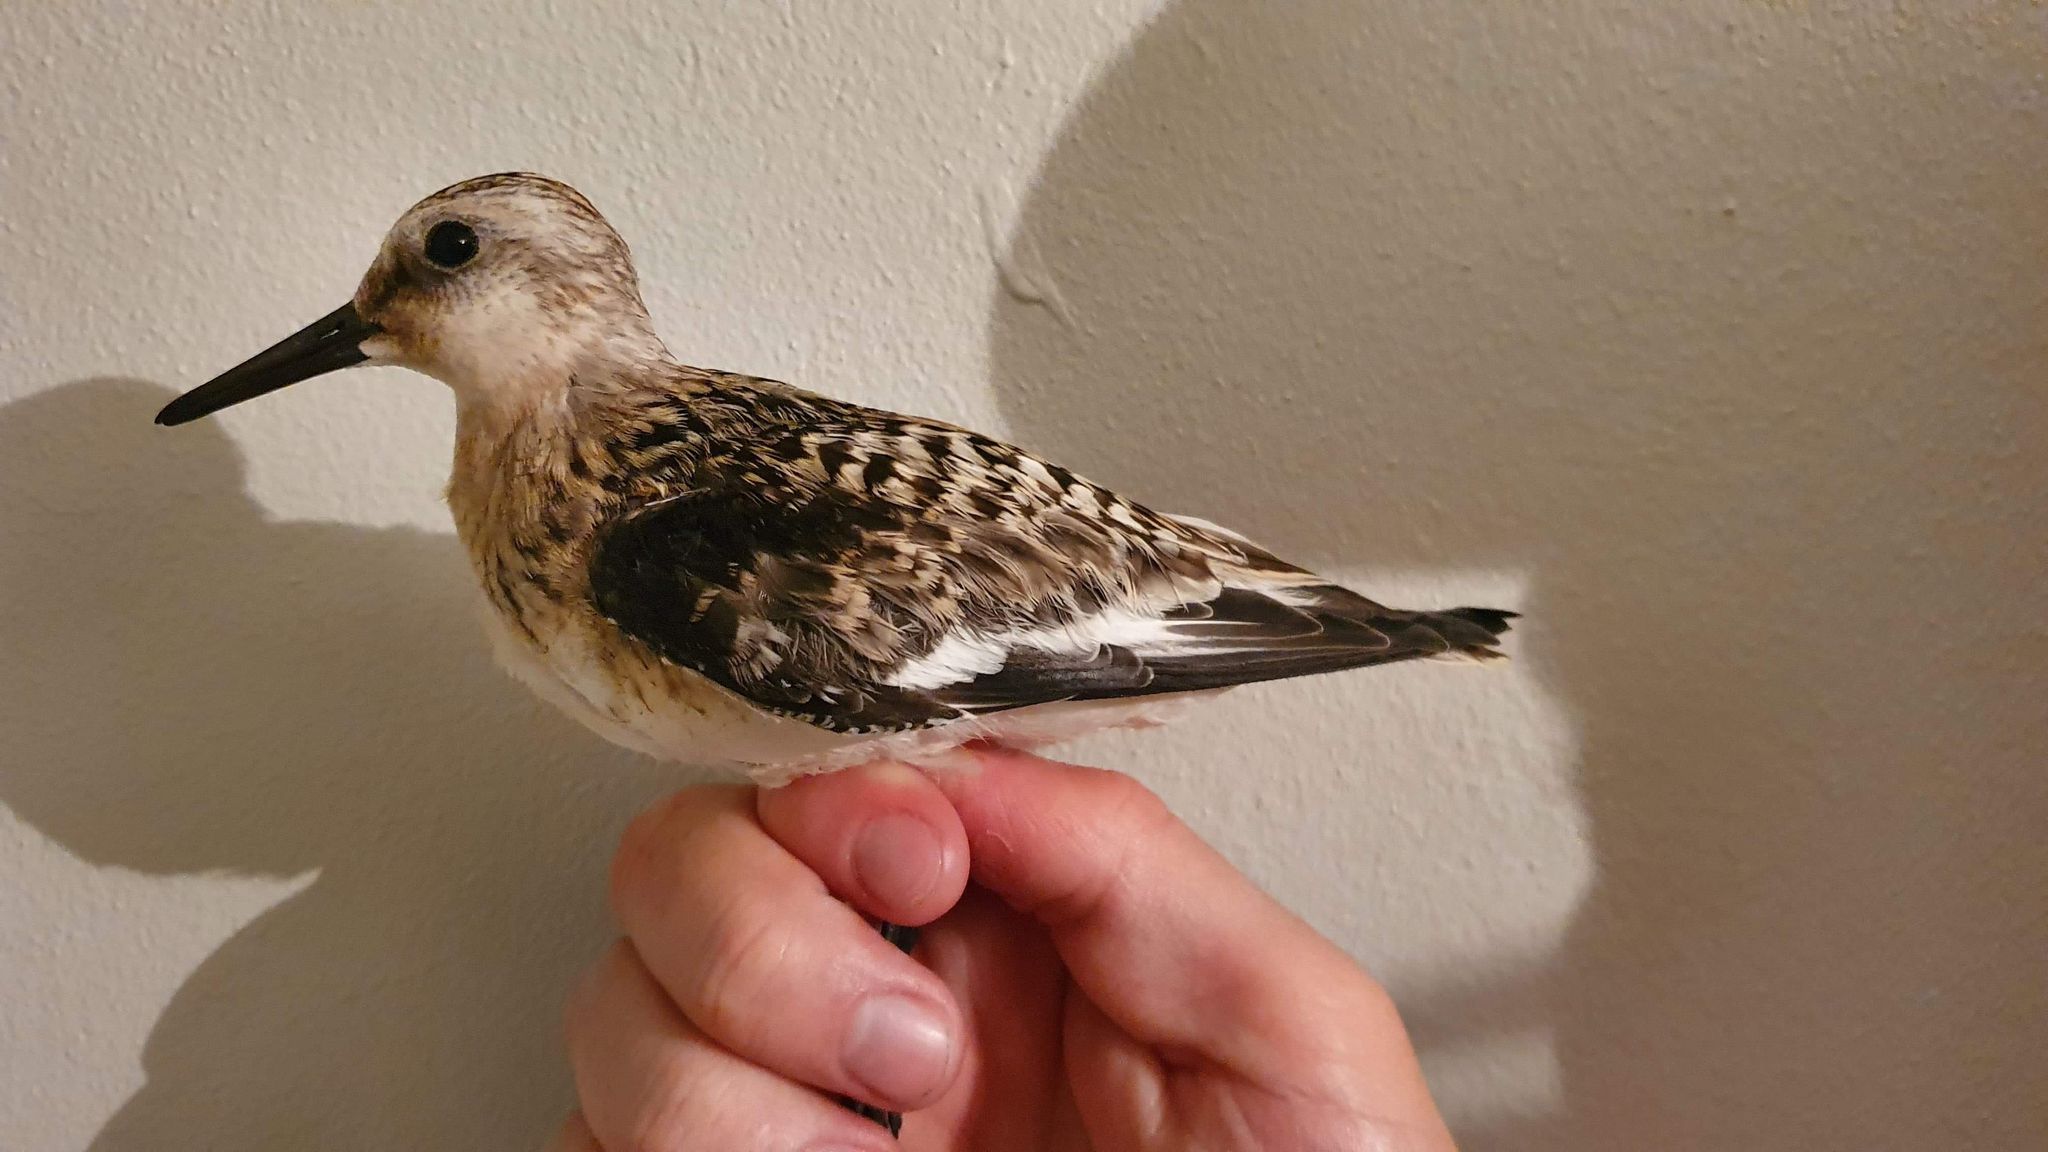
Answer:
[{"xmin": 2, "ymin": 3, "xmax": 2042, "ymax": 1149}]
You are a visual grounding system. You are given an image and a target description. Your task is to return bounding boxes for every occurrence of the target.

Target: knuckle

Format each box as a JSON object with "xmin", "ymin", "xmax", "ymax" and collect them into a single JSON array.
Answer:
[
  {"xmin": 689, "ymin": 893, "xmax": 792, "ymax": 1042},
  {"xmin": 1092, "ymin": 766, "xmax": 1173, "ymax": 832},
  {"xmin": 609, "ymin": 786, "xmax": 745, "ymax": 921},
  {"xmin": 1035, "ymin": 769, "xmax": 1176, "ymax": 926},
  {"xmin": 619, "ymin": 1094, "xmax": 695, "ymax": 1152},
  {"xmin": 1348, "ymin": 971, "xmax": 1406, "ymax": 1031},
  {"xmin": 622, "ymin": 1093, "xmax": 695, "ymax": 1152},
  {"xmin": 561, "ymin": 940, "xmax": 629, "ymax": 1061},
  {"xmin": 609, "ymin": 799, "xmax": 683, "ymax": 916}
]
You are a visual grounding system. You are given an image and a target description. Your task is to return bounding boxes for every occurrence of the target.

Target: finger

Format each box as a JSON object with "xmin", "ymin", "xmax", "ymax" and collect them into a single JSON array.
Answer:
[
  {"xmin": 1060, "ymin": 991, "xmax": 1162, "ymax": 1152},
  {"xmin": 909, "ymin": 888, "xmax": 1073, "ymax": 1149},
  {"xmin": 564, "ymin": 941, "xmax": 895, "ymax": 1152},
  {"xmin": 756, "ymin": 760, "xmax": 970, "ymax": 926},
  {"xmin": 610, "ymin": 786, "xmax": 963, "ymax": 1112},
  {"xmin": 930, "ymin": 749, "xmax": 1432, "ymax": 1104}
]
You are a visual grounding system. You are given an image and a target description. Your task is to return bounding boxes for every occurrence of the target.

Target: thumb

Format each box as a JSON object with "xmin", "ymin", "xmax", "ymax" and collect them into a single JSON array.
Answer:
[{"xmin": 930, "ymin": 748, "xmax": 1435, "ymax": 1110}]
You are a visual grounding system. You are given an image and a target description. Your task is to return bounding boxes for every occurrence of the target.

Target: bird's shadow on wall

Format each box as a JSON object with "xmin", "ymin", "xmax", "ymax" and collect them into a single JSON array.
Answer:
[
  {"xmin": 0, "ymin": 379, "xmax": 683, "ymax": 1151},
  {"xmin": 989, "ymin": 0, "xmax": 2048, "ymax": 1148}
]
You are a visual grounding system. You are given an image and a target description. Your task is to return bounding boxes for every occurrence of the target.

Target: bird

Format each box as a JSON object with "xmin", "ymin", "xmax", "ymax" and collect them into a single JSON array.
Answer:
[{"xmin": 155, "ymin": 172, "xmax": 1516, "ymax": 1136}]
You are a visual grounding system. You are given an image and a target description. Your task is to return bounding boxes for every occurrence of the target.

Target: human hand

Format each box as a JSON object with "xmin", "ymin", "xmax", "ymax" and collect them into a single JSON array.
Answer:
[{"xmin": 552, "ymin": 747, "xmax": 1456, "ymax": 1151}]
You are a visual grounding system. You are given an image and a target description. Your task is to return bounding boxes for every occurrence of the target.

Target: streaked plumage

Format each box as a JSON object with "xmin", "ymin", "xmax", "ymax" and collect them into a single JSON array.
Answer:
[{"xmin": 161, "ymin": 173, "xmax": 1515, "ymax": 783}]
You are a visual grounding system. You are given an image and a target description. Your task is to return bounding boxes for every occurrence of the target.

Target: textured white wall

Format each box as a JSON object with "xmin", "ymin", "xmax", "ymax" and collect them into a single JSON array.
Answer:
[{"xmin": 2, "ymin": 2, "xmax": 2043, "ymax": 1149}]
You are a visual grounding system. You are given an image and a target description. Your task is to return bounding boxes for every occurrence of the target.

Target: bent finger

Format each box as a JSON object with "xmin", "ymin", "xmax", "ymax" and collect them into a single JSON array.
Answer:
[
  {"xmin": 564, "ymin": 940, "xmax": 897, "ymax": 1152},
  {"xmin": 610, "ymin": 786, "xmax": 963, "ymax": 1112}
]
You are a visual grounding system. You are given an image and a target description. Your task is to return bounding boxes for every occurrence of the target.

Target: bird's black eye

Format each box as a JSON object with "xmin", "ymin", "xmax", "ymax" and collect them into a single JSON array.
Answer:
[{"xmin": 423, "ymin": 220, "xmax": 479, "ymax": 269}]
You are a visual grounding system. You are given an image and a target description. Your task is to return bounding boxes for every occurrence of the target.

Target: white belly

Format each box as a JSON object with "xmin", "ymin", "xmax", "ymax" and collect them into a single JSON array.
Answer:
[{"xmin": 480, "ymin": 600, "xmax": 1216, "ymax": 785}]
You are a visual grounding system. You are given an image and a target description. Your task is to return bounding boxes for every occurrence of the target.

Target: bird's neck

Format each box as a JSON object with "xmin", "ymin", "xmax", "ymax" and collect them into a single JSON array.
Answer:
[
  {"xmin": 444, "ymin": 371, "xmax": 612, "ymax": 590},
  {"xmin": 448, "ymin": 395, "xmax": 553, "ymax": 557},
  {"xmin": 445, "ymin": 315, "xmax": 716, "ymax": 556},
  {"xmin": 444, "ymin": 321, "xmax": 675, "ymax": 485}
]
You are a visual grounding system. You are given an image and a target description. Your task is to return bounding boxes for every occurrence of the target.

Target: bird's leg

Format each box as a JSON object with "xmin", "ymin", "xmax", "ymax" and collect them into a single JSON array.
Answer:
[
  {"xmin": 838, "ymin": 920, "xmax": 921, "ymax": 1138},
  {"xmin": 877, "ymin": 920, "xmax": 921, "ymax": 953}
]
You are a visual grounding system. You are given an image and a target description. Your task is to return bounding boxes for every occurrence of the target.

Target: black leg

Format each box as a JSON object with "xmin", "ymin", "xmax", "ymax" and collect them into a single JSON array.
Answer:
[
  {"xmin": 838, "ymin": 919, "xmax": 921, "ymax": 1139},
  {"xmin": 878, "ymin": 920, "xmax": 921, "ymax": 953},
  {"xmin": 843, "ymin": 1097, "xmax": 904, "ymax": 1139}
]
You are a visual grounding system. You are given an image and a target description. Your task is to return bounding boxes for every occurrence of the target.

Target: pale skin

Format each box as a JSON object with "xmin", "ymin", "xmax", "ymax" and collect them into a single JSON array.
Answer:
[{"xmin": 549, "ymin": 748, "xmax": 1457, "ymax": 1152}]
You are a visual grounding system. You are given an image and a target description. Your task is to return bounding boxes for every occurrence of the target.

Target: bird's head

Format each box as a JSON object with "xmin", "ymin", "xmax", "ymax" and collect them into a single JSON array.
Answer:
[{"xmin": 156, "ymin": 173, "xmax": 662, "ymax": 427}]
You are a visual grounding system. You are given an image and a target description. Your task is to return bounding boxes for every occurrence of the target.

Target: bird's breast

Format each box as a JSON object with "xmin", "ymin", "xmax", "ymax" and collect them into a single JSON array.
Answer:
[{"xmin": 473, "ymin": 586, "xmax": 856, "ymax": 770}]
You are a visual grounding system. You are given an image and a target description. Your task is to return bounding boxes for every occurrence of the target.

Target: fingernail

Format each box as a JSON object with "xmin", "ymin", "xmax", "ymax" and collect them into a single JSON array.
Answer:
[
  {"xmin": 853, "ymin": 813, "xmax": 942, "ymax": 908},
  {"xmin": 844, "ymin": 993, "xmax": 954, "ymax": 1106}
]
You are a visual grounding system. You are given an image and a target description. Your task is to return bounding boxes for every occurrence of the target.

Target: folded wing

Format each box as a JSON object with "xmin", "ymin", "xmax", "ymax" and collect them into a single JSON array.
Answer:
[{"xmin": 584, "ymin": 377, "xmax": 1514, "ymax": 734}]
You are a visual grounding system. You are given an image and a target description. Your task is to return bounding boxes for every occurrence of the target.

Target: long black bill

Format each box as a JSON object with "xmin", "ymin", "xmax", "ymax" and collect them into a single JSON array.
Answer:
[{"xmin": 155, "ymin": 302, "xmax": 379, "ymax": 426}]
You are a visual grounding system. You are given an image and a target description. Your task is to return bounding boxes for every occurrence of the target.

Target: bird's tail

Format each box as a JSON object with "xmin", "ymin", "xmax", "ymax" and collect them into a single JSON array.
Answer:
[
  {"xmin": 1420, "ymin": 605, "xmax": 1518, "ymax": 662},
  {"xmin": 1291, "ymin": 586, "xmax": 1518, "ymax": 666}
]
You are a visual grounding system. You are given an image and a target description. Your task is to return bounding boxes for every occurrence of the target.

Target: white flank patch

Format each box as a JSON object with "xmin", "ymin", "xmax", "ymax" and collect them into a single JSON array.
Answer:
[{"xmin": 881, "ymin": 580, "xmax": 1323, "ymax": 693}]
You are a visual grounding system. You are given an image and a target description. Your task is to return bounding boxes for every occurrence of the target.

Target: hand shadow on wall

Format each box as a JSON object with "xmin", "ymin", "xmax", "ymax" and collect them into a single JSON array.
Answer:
[
  {"xmin": 0, "ymin": 379, "xmax": 683, "ymax": 1151},
  {"xmin": 989, "ymin": 1, "xmax": 2048, "ymax": 1148}
]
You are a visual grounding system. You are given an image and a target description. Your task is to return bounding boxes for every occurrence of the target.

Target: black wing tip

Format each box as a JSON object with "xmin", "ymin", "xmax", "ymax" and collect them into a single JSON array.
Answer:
[
  {"xmin": 1443, "ymin": 606, "xmax": 1519, "ymax": 637},
  {"xmin": 1429, "ymin": 606, "xmax": 1518, "ymax": 661}
]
